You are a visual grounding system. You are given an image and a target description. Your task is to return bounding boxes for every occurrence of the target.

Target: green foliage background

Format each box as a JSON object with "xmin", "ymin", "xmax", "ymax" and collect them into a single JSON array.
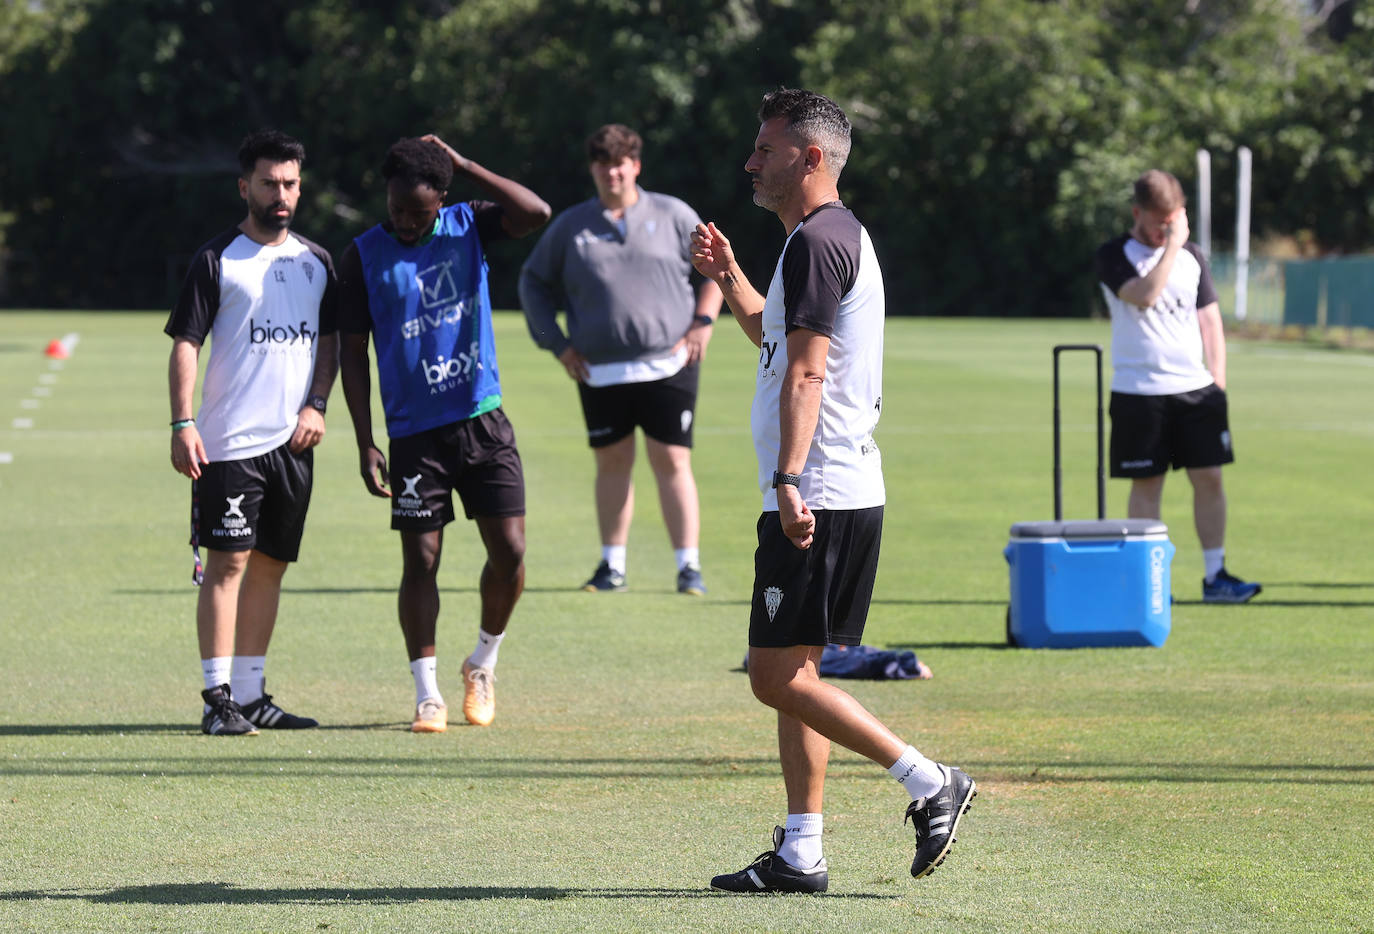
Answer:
[{"xmin": 1, "ymin": 0, "xmax": 1371, "ymax": 314}]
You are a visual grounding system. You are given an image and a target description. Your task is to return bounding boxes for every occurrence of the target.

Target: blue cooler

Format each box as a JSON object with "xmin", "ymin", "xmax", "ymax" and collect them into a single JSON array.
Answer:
[{"xmin": 1004, "ymin": 519, "xmax": 1174, "ymax": 648}]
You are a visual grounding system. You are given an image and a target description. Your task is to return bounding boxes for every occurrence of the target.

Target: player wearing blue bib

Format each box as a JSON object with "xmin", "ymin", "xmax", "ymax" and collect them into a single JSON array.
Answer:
[{"xmin": 338, "ymin": 135, "xmax": 550, "ymax": 732}]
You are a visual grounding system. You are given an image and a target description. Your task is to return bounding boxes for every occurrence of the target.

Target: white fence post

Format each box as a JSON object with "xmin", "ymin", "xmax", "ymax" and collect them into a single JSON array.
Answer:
[{"xmin": 1235, "ymin": 146, "xmax": 1252, "ymax": 322}]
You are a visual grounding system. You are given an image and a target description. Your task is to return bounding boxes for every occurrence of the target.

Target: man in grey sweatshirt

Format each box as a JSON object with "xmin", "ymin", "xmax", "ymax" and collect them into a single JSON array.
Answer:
[{"xmin": 519, "ymin": 123, "xmax": 723, "ymax": 596}]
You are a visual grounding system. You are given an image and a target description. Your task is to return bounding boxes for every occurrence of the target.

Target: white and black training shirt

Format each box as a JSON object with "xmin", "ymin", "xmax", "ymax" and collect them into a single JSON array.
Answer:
[
  {"xmin": 752, "ymin": 202, "xmax": 885, "ymax": 512},
  {"xmin": 165, "ymin": 228, "xmax": 337, "ymax": 462},
  {"xmin": 1096, "ymin": 234, "xmax": 1219, "ymax": 396}
]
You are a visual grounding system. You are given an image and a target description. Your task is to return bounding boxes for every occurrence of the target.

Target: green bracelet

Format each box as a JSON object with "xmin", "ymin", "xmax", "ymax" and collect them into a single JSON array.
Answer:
[{"xmin": 171, "ymin": 418, "xmax": 195, "ymax": 430}]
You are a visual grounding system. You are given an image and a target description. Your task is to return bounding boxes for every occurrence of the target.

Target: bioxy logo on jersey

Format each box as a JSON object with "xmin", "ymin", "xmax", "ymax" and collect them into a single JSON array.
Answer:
[
  {"xmin": 421, "ymin": 341, "xmax": 483, "ymax": 394},
  {"xmin": 759, "ymin": 340, "xmax": 780, "ymax": 378},
  {"xmin": 250, "ymin": 318, "xmax": 317, "ymax": 347}
]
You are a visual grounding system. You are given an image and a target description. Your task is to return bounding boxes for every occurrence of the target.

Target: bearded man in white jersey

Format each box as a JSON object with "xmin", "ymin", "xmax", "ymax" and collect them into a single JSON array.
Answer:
[
  {"xmin": 690, "ymin": 88, "xmax": 976, "ymax": 893},
  {"xmin": 1096, "ymin": 169, "xmax": 1260, "ymax": 604},
  {"xmin": 166, "ymin": 129, "xmax": 340, "ymax": 735}
]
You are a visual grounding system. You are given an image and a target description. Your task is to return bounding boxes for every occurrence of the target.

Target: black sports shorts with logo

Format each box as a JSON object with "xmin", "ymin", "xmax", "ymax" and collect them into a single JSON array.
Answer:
[
  {"xmin": 386, "ymin": 408, "xmax": 525, "ymax": 531},
  {"xmin": 193, "ymin": 442, "xmax": 313, "ymax": 562},
  {"xmin": 577, "ymin": 363, "xmax": 699, "ymax": 449},
  {"xmin": 1109, "ymin": 384, "xmax": 1234, "ymax": 478},
  {"xmin": 748, "ymin": 506, "xmax": 884, "ymax": 648}
]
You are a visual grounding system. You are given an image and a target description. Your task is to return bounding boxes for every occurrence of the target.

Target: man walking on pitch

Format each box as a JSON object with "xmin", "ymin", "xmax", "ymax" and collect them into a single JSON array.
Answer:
[
  {"xmin": 519, "ymin": 124, "xmax": 723, "ymax": 596},
  {"xmin": 166, "ymin": 128, "xmax": 339, "ymax": 736},
  {"xmin": 338, "ymin": 135, "xmax": 550, "ymax": 732},
  {"xmin": 1096, "ymin": 169, "xmax": 1260, "ymax": 603},
  {"xmin": 689, "ymin": 89, "xmax": 975, "ymax": 892}
]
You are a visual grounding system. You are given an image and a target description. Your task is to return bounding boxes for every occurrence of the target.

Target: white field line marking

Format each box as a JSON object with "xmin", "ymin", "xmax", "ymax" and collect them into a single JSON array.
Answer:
[
  {"xmin": 38, "ymin": 373, "xmax": 58, "ymax": 385},
  {"xmin": 12, "ymin": 418, "xmax": 34, "ymax": 429},
  {"xmin": 19, "ymin": 399, "xmax": 39, "ymax": 409},
  {"xmin": 32, "ymin": 387, "xmax": 52, "ymax": 397},
  {"xmin": 0, "ymin": 452, "xmax": 12, "ymax": 464}
]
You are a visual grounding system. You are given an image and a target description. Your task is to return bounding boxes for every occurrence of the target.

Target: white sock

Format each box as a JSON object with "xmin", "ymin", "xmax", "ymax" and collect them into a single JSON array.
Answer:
[
  {"xmin": 202, "ymin": 656, "xmax": 231, "ymax": 694},
  {"xmin": 889, "ymin": 745, "xmax": 946, "ymax": 801},
  {"xmin": 468, "ymin": 629, "xmax": 504, "ymax": 671},
  {"xmin": 674, "ymin": 547, "xmax": 700, "ymax": 571},
  {"xmin": 777, "ymin": 813, "xmax": 824, "ymax": 869},
  {"xmin": 230, "ymin": 655, "xmax": 266, "ymax": 705},
  {"xmin": 411, "ymin": 656, "xmax": 441, "ymax": 706},
  {"xmin": 1203, "ymin": 548, "xmax": 1225, "ymax": 582},
  {"xmin": 602, "ymin": 544, "xmax": 627, "ymax": 575}
]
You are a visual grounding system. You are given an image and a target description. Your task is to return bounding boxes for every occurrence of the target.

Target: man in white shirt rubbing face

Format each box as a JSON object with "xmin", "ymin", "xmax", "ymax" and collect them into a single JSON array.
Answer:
[{"xmin": 1096, "ymin": 169, "xmax": 1261, "ymax": 605}]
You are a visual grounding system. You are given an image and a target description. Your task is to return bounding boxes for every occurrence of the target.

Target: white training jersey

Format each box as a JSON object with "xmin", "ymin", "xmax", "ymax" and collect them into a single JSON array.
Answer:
[
  {"xmin": 1096, "ymin": 234, "xmax": 1219, "ymax": 396},
  {"xmin": 752, "ymin": 203, "xmax": 885, "ymax": 511},
  {"xmin": 166, "ymin": 228, "xmax": 337, "ymax": 462}
]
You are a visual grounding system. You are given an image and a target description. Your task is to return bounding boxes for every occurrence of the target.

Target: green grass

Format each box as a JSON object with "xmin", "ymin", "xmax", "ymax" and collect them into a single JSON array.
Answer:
[{"xmin": 1, "ymin": 311, "xmax": 1372, "ymax": 933}]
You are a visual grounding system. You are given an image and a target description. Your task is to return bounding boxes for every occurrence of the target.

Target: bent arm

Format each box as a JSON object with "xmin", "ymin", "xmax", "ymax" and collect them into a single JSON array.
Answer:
[
  {"xmin": 1117, "ymin": 245, "xmax": 1181, "ymax": 309},
  {"xmin": 691, "ymin": 222, "xmax": 764, "ymax": 347},
  {"xmin": 422, "ymin": 134, "xmax": 551, "ymax": 237}
]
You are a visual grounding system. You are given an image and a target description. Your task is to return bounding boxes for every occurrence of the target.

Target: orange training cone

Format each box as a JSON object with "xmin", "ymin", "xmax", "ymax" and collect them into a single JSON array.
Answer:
[{"xmin": 45, "ymin": 339, "xmax": 69, "ymax": 359}]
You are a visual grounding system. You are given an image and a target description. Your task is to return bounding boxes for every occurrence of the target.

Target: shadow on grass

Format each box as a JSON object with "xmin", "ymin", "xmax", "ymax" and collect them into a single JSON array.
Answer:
[
  {"xmin": 113, "ymin": 586, "xmax": 750, "ymax": 605},
  {"xmin": 964, "ymin": 759, "xmax": 1374, "ymax": 786},
  {"xmin": 0, "ymin": 723, "xmax": 402, "ymax": 737},
  {"xmin": 2, "ymin": 750, "xmax": 1370, "ymax": 784},
  {"xmin": 1173, "ymin": 598, "xmax": 1374, "ymax": 608},
  {"xmin": 0, "ymin": 882, "xmax": 894, "ymax": 903},
  {"xmin": 1261, "ymin": 581, "xmax": 1374, "ymax": 589},
  {"xmin": 872, "ymin": 598, "xmax": 1007, "ymax": 606},
  {"xmin": 884, "ymin": 640, "xmax": 1011, "ymax": 650}
]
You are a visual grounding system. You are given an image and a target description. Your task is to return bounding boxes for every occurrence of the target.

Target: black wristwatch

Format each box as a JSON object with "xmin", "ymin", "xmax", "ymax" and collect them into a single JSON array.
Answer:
[
  {"xmin": 693, "ymin": 314, "xmax": 716, "ymax": 327},
  {"xmin": 771, "ymin": 470, "xmax": 802, "ymax": 489},
  {"xmin": 305, "ymin": 393, "xmax": 328, "ymax": 414}
]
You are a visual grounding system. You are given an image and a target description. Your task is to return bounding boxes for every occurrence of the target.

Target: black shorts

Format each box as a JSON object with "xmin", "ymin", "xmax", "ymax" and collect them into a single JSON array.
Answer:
[
  {"xmin": 1109, "ymin": 385, "xmax": 1235, "ymax": 478},
  {"xmin": 577, "ymin": 363, "xmax": 700, "ymax": 449},
  {"xmin": 192, "ymin": 443, "xmax": 313, "ymax": 562},
  {"xmin": 387, "ymin": 408, "xmax": 526, "ymax": 530},
  {"xmin": 748, "ymin": 506, "xmax": 884, "ymax": 648}
]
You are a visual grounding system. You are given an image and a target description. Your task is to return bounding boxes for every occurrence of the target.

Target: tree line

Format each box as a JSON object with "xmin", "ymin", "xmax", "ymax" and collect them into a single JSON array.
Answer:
[{"xmin": 1, "ymin": 0, "xmax": 1369, "ymax": 315}]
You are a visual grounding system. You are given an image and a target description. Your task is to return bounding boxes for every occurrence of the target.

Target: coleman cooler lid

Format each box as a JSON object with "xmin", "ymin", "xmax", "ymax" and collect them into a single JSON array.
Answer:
[{"xmin": 1008, "ymin": 519, "xmax": 1169, "ymax": 539}]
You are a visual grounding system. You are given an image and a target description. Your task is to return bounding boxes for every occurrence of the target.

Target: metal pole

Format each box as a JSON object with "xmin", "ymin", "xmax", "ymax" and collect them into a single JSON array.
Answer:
[
  {"xmin": 1236, "ymin": 146, "xmax": 1252, "ymax": 321},
  {"xmin": 1052, "ymin": 345, "xmax": 1104, "ymax": 521},
  {"xmin": 1196, "ymin": 149, "xmax": 1212, "ymax": 260},
  {"xmin": 1053, "ymin": 348, "xmax": 1063, "ymax": 521}
]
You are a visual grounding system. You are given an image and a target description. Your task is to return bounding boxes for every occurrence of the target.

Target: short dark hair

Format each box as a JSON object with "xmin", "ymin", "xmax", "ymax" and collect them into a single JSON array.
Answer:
[
  {"xmin": 382, "ymin": 137, "xmax": 453, "ymax": 192},
  {"xmin": 757, "ymin": 88, "xmax": 851, "ymax": 177},
  {"xmin": 586, "ymin": 124, "xmax": 642, "ymax": 164},
  {"xmin": 237, "ymin": 129, "xmax": 305, "ymax": 176},
  {"xmin": 1132, "ymin": 169, "xmax": 1186, "ymax": 213}
]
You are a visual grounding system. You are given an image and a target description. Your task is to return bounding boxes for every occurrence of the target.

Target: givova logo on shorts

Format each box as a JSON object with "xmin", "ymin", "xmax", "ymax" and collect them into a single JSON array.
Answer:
[
  {"xmin": 212, "ymin": 494, "xmax": 253, "ymax": 539},
  {"xmin": 393, "ymin": 473, "xmax": 433, "ymax": 519}
]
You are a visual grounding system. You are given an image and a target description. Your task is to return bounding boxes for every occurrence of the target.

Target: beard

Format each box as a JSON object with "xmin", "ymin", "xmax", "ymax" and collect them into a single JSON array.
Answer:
[{"xmin": 251, "ymin": 200, "xmax": 294, "ymax": 231}]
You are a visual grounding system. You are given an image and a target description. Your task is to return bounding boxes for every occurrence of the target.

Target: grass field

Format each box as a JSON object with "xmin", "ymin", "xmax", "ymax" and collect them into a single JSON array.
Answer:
[{"xmin": 2, "ymin": 311, "xmax": 1372, "ymax": 933}]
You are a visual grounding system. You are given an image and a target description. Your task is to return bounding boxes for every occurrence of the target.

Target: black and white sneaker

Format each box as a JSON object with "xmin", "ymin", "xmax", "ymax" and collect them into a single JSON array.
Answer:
[
  {"xmin": 710, "ymin": 826, "xmax": 829, "ymax": 894},
  {"xmin": 906, "ymin": 764, "xmax": 976, "ymax": 878},
  {"xmin": 200, "ymin": 684, "xmax": 258, "ymax": 736},
  {"xmin": 582, "ymin": 561, "xmax": 627, "ymax": 592},
  {"xmin": 240, "ymin": 692, "xmax": 318, "ymax": 729}
]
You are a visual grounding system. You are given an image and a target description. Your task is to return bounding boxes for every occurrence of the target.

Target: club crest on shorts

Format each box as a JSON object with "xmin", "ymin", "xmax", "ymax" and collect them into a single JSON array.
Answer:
[
  {"xmin": 764, "ymin": 586, "xmax": 784, "ymax": 621},
  {"xmin": 401, "ymin": 474, "xmax": 422, "ymax": 498}
]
